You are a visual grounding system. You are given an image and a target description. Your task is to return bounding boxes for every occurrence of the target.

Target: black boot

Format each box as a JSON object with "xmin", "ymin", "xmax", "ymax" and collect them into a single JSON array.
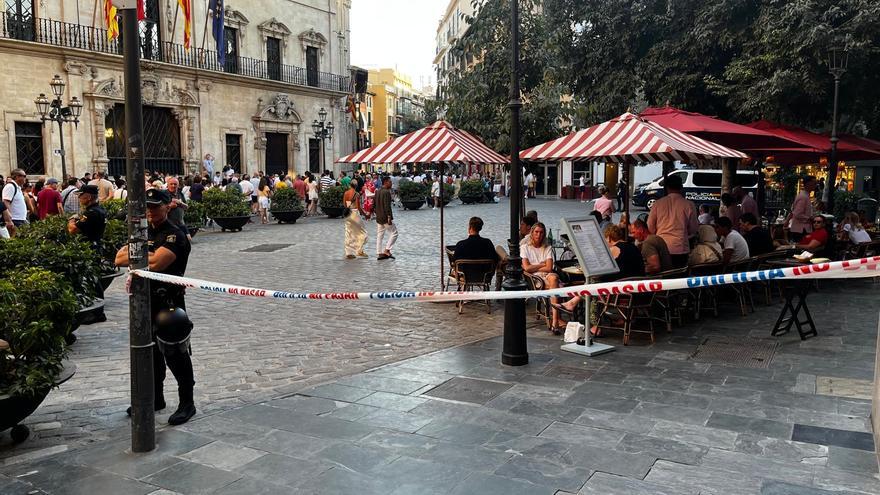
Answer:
[
  {"xmin": 168, "ymin": 388, "xmax": 195, "ymax": 426},
  {"xmin": 126, "ymin": 395, "xmax": 167, "ymax": 416}
]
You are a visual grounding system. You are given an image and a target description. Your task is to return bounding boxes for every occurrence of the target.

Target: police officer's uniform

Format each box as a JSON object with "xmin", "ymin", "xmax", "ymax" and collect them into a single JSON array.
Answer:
[
  {"xmin": 73, "ymin": 185, "xmax": 107, "ymax": 320},
  {"xmin": 146, "ymin": 188, "xmax": 196, "ymax": 425}
]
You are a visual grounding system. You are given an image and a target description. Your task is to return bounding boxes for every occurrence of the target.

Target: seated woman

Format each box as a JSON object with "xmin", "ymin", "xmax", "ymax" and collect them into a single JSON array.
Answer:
[
  {"xmin": 689, "ymin": 224, "xmax": 723, "ymax": 265},
  {"xmin": 791, "ymin": 215, "xmax": 829, "ymax": 253},
  {"xmin": 521, "ymin": 222, "xmax": 563, "ymax": 333},
  {"xmin": 839, "ymin": 211, "xmax": 871, "ymax": 244},
  {"xmin": 555, "ymin": 225, "xmax": 645, "ymax": 336}
]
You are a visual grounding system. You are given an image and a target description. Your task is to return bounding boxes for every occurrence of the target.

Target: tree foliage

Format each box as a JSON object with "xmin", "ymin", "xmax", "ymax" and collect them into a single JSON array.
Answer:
[{"xmin": 436, "ymin": 0, "xmax": 880, "ymax": 142}]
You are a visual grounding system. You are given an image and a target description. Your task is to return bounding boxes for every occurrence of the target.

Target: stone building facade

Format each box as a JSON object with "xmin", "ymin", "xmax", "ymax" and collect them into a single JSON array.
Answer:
[{"xmin": 0, "ymin": 0, "xmax": 355, "ymax": 180}]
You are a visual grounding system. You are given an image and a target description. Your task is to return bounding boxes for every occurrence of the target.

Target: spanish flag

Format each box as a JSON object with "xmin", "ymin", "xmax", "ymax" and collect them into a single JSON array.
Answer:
[
  {"xmin": 177, "ymin": 0, "xmax": 192, "ymax": 48},
  {"xmin": 347, "ymin": 96, "xmax": 358, "ymax": 122},
  {"xmin": 105, "ymin": 0, "xmax": 146, "ymax": 41},
  {"xmin": 104, "ymin": 0, "xmax": 118, "ymax": 41}
]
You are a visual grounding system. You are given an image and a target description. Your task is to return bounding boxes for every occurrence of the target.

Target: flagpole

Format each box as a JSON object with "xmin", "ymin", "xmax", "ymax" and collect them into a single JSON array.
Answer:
[
  {"xmin": 171, "ymin": 1, "xmax": 180, "ymax": 45},
  {"xmin": 200, "ymin": 0, "xmax": 210, "ymax": 52}
]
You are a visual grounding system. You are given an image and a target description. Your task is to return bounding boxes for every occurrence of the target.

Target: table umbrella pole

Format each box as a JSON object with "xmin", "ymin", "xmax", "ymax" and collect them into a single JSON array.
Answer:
[{"xmin": 440, "ymin": 166, "xmax": 445, "ymax": 291}]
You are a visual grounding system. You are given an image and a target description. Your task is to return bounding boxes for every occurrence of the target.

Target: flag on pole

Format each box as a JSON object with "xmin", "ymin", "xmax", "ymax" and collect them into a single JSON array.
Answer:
[
  {"xmin": 177, "ymin": 0, "xmax": 192, "ymax": 48},
  {"xmin": 209, "ymin": 0, "xmax": 225, "ymax": 65},
  {"xmin": 104, "ymin": 0, "xmax": 119, "ymax": 40},
  {"xmin": 347, "ymin": 96, "xmax": 358, "ymax": 123},
  {"xmin": 105, "ymin": 0, "xmax": 146, "ymax": 41}
]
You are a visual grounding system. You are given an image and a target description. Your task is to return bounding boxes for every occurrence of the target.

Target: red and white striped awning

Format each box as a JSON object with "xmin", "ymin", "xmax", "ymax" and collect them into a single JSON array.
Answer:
[
  {"xmin": 337, "ymin": 120, "xmax": 509, "ymax": 165},
  {"xmin": 521, "ymin": 112, "xmax": 748, "ymax": 163}
]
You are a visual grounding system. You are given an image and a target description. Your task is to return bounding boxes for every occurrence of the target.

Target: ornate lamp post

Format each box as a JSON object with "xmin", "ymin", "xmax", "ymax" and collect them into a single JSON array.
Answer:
[
  {"xmin": 821, "ymin": 45, "xmax": 848, "ymax": 214},
  {"xmin": 502, "ymin": 0, "xmax": 528, "ymax": 366},
  {"xmin": 34, "ymin": 74, "xmax": 83, "ymax": 181},
  {"xmin": 312, "ymin": 107, "xmax": 334, "ymax": 173}
]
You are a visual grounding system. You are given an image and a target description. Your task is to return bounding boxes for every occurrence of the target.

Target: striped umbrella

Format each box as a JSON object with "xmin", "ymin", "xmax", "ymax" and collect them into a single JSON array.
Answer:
[
  {"xmin": 521, "ymin": 112, "xmax": 748, "ymax": 163},
  {"xmin": 337, "ymin": 120, "xmax": 509, "ymax": 166},
  {"xmin": 337, "ymin": 121, "xmax": 507, "ymax": 292}
]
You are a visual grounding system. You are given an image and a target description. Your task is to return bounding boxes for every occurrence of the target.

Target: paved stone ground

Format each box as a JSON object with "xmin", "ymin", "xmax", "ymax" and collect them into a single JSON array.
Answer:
[
  {"xmin": 2, "ymin": 198, "xmax": 879, "ymax": 494},
  {"xmin": 0, "ymin": 198, "xmax": 586, "ymax": 458}
]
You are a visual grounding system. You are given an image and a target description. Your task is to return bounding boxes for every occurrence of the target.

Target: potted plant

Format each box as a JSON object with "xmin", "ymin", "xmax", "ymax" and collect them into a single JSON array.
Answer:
[
  {"xmin": 319, "ymin": 185, "xmax": 348, "ymax": 218},
  {"xmin": 433, "ymin": 182, "xmax": 455, "ymax": 207},
  {"xmin": 102, "ymin": 198, "xmax": 127, "ymax": 220},
  {"xmin": 0, "ymin": 268, "xmax": 78, "ymax": 443},
  {"xmin": 459, "ymin": 179, "xmax": 484, "ymax": 204},
  {"xmin": 99, "ymin": 218, "xmax": 128, "ymax": 290},
  {"xmin": 202, "ymin": 188, "xmax": 251, "ymax": 231},
  {"xmin": 270, "ymin": 188, "xmax": 306, "ymax": 223},
  {"xmin": 184, "ymin": 200, "xmax": 206, "ymax": 236},
  {"xmin": 399, "ymin": 181, "xmax": 426, "ymax": 210}
]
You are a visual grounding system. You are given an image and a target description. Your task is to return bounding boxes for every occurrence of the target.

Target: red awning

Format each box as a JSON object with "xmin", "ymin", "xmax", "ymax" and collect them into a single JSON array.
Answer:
[
  {"xmin": 746, "ymin": 120, "xmax": 880, "ymax": 164},
  {"xmin": 337, "ymin": 121, "xmax": 508, "ymax": 165},
  {"xmin": 520, "ymin": 112, "xmax": 748, "ymax": 163},
  {"xmin": 639, "ymin": 106, "xmax": 807, "ymax": 151}
]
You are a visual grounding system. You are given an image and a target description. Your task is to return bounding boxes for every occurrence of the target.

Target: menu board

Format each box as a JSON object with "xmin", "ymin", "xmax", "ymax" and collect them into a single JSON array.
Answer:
[{"xmin": 560, "ymin": 216, "xmax": 619, "ymax": 277}]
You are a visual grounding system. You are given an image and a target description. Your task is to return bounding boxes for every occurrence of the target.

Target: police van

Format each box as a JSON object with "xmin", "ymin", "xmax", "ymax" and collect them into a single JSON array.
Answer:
[{"xmin": 632, "ymin": 169, "xmax": 759, "ymax": 210}]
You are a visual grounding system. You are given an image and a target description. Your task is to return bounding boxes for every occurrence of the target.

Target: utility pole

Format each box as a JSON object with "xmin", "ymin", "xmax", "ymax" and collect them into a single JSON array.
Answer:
[
  {"xmin": 501, "ymin": 0, "xmax": 528, "ymax": 366},
  {"xmin": 120, "ymin": 0, "xmax": 155, "ymax": 452}
]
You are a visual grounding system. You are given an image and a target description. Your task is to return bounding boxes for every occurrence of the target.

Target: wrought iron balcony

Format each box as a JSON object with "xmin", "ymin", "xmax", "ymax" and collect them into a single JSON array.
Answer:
[{"xmin": 1, "ymin": 15, "xmax": 351, "ymax": 93}]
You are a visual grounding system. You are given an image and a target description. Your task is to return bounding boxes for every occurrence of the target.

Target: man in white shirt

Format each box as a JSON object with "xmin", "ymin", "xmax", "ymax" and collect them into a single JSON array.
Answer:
[
  {"xmin": 89, "ymin": 171, "xmax": 115, "ymax": 203},
  {"xmin": 714, "ymin": 216, "xmax": 749, "ymax": 264},
  {"xmin": 239, "ymin": 174, "xmax": 255, "ymax": 198},
  {"xmin": 2, "ymin": 168, "xmax": 28, "ymax": 226},
  {"xmin": 578, "ymin": 175, "xmax": 586, "ymax": 202},
  {"xmin": 249, "ymin": 174, "xmax": 261, "ymax": 213}
]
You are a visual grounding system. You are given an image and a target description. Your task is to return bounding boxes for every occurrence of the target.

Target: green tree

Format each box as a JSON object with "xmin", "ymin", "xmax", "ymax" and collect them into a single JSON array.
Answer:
[{"xmin": 437, "ymin": 0, "xmax": 570, "ymax": 152}]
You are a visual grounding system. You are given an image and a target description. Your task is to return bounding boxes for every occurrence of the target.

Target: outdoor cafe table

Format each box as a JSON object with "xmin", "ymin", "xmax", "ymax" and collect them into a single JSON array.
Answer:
[{"xmin": 766, "ymin": 259, "xmax": 819, "ymax": 340}]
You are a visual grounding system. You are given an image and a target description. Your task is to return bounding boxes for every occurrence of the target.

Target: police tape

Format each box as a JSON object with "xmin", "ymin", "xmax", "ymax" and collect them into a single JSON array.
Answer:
[{"xmin": 128, "ymin": 256, "xmax": 880, "ymax": 303}]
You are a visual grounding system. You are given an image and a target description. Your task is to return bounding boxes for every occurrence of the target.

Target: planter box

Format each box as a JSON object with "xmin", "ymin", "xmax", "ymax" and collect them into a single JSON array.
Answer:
[
  {"xmin": 213, "ymin": 216, "xmax": 250, "ymax": 232},
  {"xmin": 402, "ymin": 200, "xmax": 424, "ymax": 211},
  {"xmin": 1, "ymin": 359, "xmax": 76, "ymax": 444},
  {"xmin": 99, "ymin": 270, "xmax": 124, "ymax": 291},
  {"xmin": 187, "ymin": 225, "xmax": 201, "ymax": 237},
  {"xmin": 272, "ymin": 210, "xmax": 305, "ymax": 224},
  {"xmin": 321, "ymin": 206, "xmax": 346, "ymax": 219},
  {"xmin": 459, "ymin": 195, "xmax": 481, "ymax": 205}
]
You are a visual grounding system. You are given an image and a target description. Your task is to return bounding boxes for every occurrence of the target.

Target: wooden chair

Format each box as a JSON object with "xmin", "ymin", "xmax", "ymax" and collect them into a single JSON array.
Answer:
[
  {"xmin": 723, "ymin": 258, "xmax": 755, "ymax": 316},
  {"xmin": 453, "ymin": 259, "xmax": 497, "ymax": 314},
  {"xmin": 596, "ymin": 277, "xmax": 657, "ymax": 346},
  {"xmin": 687, "ymin": 262, "xmax": 724, "ymax": 319},
  {"xmin": 525, "ymin": 272, "xmax": 551, "ymax": 327},
  {"xmin": 651, "ymin": 267, "xmax": 688, "ymax": 333}
]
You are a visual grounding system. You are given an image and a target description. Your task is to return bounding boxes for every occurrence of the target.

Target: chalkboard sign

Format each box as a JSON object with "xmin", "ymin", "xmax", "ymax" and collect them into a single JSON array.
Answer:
[{"xmin": 560, "ymin": 216, "xmax": 619, "ymax": 278}]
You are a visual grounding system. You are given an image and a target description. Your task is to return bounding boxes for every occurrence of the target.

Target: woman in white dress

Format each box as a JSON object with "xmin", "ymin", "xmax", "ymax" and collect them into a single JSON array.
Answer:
[
  {"xmin": 343, "ymin": 179, "xmax": 368, "ymax": 259},
  {"xmin": 306, "ymin": 176, "xmax": 319, "ymax": 216}
]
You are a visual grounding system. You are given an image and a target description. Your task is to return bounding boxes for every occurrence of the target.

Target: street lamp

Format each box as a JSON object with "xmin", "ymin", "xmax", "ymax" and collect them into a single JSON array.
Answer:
[
  {"xmin": 313, "ymin": 107, "xmax": 334, "ymax": 173},
  {"xmin": 821, "ymin": 45, "xmax": 849, "ymax": 213},
  {"xmin": 502, "ymin": 0, "xmax": 528, "ymax": 366},
  {"xmin": 34, "ymin": 74, "xmax": 82, "ymax": 181}
]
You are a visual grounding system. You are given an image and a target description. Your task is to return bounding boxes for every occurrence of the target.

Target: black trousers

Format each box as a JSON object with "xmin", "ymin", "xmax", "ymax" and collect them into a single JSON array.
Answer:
[
  {"xmin": 671, "ymin": 253, "xmax": 690, "ymax": 268},
  {"xmin": 152, "ymin": 294, "xmax": 195, "ymax": 403}
]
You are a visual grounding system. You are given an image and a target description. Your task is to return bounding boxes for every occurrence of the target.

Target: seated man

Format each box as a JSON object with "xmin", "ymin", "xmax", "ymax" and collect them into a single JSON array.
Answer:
[
  {"xmin": 739, "ymin": 213, "xmax": 773, "ymax": 256},
  {"xmin": 714, "ymin": 217, "xmax": 750, "ymax": 265},
  {"xmin": 453, "ymin": 216, "xmax": 500, "ymax": 262},
  {"xmin": 629, "ymin": 219, "xmax": 672, "ymax": 274}
]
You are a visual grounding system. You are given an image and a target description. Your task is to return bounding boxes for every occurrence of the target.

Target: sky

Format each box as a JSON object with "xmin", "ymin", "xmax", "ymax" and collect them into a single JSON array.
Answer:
[{"xmin": 350, "ymin": 0, "xmax": 448, "ymax": 90}]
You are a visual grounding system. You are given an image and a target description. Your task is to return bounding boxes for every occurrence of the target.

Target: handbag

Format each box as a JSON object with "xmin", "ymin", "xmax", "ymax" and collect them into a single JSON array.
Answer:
[{"xmin": 563, "ymin": 322, "xmax": 585, "ymax": 343}]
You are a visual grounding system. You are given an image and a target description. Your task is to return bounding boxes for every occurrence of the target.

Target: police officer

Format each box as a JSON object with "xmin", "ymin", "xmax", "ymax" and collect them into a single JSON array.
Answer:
[
  {"xmin": 115, "ymin": 188, "xmax": 196, "ymax": 425},
  {"xmin": 68, "ymin": 184, "xmax": 107, "ymax": 324}
]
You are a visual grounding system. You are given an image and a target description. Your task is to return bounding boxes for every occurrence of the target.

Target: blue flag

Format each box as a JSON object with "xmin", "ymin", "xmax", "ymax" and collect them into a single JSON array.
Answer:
[{"xmin": 209, "ymin": 0, "xmax": 225, "ymax": 66}]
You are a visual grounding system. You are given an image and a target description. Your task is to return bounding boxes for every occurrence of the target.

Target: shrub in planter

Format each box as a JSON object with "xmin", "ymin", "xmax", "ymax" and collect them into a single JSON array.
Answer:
[
  {"xmin": 184, "ymin": 200, "xmax": 207, "ymax": 227},
  {"xmin": 319, "ymin": 185, "xmax": 347, "ymax": 217},
  {"xmin": 0, "ymin": 237, "xmax": 101, "ymax": 307},
  {"xmin": 399, "ymin": 180, "xmax": 426, "ymax": 202},
  {"xmin": 202, "ymin": 188, "xmax": 251, "ymax": 218},
  {"xmin": 833, "ymin": 190, "xmax": 864, "ymax": 220},
  {"xmin": 102, "ymin": 198, "xmax": 127, "ymax": 220},
  {"xmin": 101, "ymin": 219, "xmax": 128, "ymax": 269},
  {"xmin": 17, "ymin": 215, "xmax": 73, "ymax": 244},
  {"xmin": 459, "ymin": 179, "xmax": 484, "ymax": 203},
  {"xmin": 270, "ymin": 188, "xmax": 306, "ymax": 223},
  {"xmin": 0, "ymin": 268, "xmax": 78, "ymax": 398}
]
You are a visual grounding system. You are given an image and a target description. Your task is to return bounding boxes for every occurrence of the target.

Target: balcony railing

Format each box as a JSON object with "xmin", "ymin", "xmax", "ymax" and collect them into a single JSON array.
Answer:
[{"xmin": 1, "ymin": 15, "xmax": 350, "ymax": 92}]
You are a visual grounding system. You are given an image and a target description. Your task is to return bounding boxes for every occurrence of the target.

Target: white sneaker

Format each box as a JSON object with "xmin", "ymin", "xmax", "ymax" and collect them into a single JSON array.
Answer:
[{"xmin": 433, "ymin": 207, "xmax": 437, "ymax": 210}]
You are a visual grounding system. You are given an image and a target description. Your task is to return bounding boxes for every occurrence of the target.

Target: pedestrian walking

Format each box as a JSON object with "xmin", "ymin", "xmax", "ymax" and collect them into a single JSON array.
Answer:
[
  {"xmin": 617, "ymin": 179, "xmax": 627, "ymax": 210},
  {"xmin": 343, "ymin": 179, "xmax": 368, "ymax": 259},
  {"xmin": 116, "ymin": 188, "xmax": 196, "ymax": 426},
  {"xmin": 257, "ymin": 177, "xmax": 271, "ymax": 224},
  {"xmin": 374, "ymin": 176, "xmax": 398, "ymax": 260}
]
